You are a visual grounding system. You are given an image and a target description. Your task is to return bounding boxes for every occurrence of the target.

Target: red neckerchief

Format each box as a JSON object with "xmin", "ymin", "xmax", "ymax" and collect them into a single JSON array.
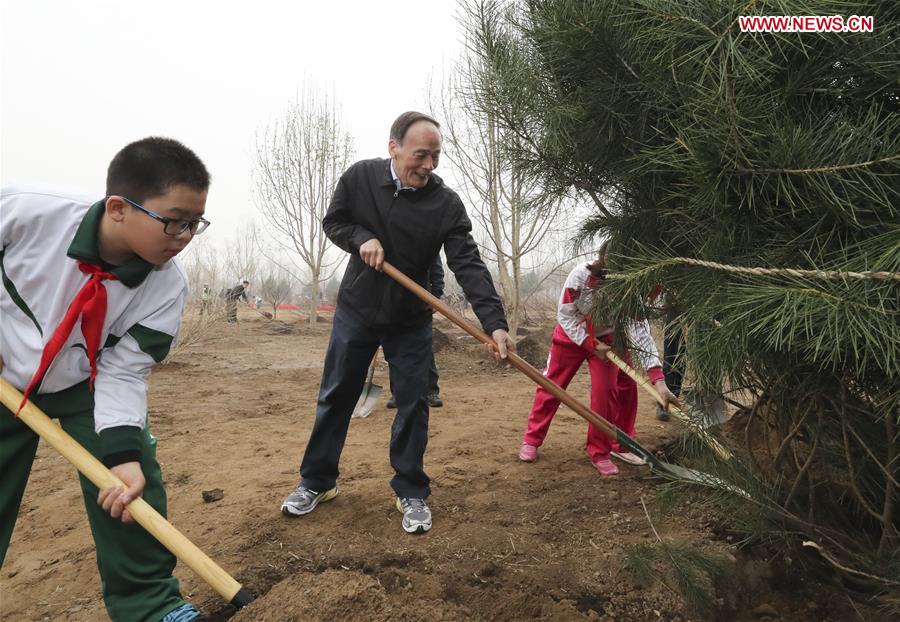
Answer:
[{"xmin": 17, "ymin": 262, "xmax": 118, "ymax": 415}]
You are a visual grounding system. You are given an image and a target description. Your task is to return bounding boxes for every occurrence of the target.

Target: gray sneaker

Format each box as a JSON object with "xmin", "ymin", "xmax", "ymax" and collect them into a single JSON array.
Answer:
[
  {"xmin": 281, "ymin": 485, "xmax": 338, "ymax": 516},
  {"xmin": 395, "ymin": 497, "xmax": 432, "ymax": 534}
]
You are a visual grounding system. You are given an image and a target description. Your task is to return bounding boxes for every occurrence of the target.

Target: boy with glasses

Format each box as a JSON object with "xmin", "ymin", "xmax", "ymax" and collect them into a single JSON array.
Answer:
[{"xmin": 0, "ymin": 137, "xmax": 210, "ymax": 621}]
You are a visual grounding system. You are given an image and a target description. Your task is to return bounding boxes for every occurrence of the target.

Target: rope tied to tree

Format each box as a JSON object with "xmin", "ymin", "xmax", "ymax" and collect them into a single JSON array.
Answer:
[{"xmin": 610, "ymin": 257, "xmax": 900, "ymax": 283}]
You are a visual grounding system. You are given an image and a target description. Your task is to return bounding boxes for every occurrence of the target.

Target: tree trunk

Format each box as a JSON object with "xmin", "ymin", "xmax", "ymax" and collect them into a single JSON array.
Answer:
[
  {"xmin": 308, "ymin": 272, "xmax": 319, "ymax": 326},
  {"xmin": 508, "ymin": 259, "xmax": 521, "ymax": 338}
]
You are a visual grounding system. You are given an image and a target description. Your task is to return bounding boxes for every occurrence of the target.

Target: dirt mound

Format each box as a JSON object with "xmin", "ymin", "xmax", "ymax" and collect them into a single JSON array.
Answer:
[
  {"xmin": 230, "ymin": 568, "xmax": 470, "ymax": 622},
  {"xmin": 227, "ymin": 562, "xmax": 618, "ymax": 622},
  {"xmin": 432, "ymin": 326, "xmax": 483, "ymax": 354},
  {"xmin": 265, "ymin": 320, "xmax": 296, "ymax": 335},
  {"xmin": 513, "ymin": 325, "xmax": 555, "ymax": 367},
  {"xmin": 264, "ymin": 317, "xmax": 334, "ymax": 336},
  {"xmin": 432, "ymin": 326, "xmax": 451, "ymax": 352}
]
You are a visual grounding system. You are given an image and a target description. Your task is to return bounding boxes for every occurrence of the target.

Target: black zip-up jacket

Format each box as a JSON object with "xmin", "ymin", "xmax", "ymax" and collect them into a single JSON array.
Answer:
[
  {"xmin": 428, "ymin": 254, "xmax": 444, "ymax": 299},
  {"xmin": 323, "ymin": 158, "xmax": 507, "ymax": 334}
]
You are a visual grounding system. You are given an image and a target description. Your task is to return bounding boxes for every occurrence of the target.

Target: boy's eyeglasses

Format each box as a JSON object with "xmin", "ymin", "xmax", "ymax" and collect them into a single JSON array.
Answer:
[{"xmin": 119, "ymin": 196, "xmax": 210, "ymax": 236}]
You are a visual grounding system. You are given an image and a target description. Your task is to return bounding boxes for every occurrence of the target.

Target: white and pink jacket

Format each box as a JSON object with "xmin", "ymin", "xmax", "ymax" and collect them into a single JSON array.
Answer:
[{"xmin": 557, "ymin": 261, "xmax": 664, "ymax": 382}]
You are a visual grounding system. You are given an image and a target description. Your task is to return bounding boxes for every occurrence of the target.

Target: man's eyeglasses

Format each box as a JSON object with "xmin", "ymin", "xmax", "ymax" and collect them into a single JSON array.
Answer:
[{"xmin": 119, "ymin": 196, "xmax": 210, "ymax": 236}]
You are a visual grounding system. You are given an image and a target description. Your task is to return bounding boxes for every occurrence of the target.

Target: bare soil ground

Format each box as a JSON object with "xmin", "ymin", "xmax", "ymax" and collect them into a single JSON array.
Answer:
[{"xmin": 2, "ymin": 310, "xmax": 875, "ymax": 621}]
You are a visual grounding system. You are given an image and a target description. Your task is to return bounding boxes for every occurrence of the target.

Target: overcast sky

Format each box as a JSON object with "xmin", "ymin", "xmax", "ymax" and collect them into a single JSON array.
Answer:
[{"xmin": 1, "ymin": 0, "xmax": 465, "ymax": 247}]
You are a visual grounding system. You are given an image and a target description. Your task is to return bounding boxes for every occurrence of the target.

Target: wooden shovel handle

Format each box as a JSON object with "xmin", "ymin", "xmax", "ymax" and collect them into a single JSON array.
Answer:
[
  {"xmin": 382, "ymin": 261, "xmax": 618, "ymax": 439},
  {"xmin": 0, "ymin": 379, "xmax": 254, "ymax": 608}
]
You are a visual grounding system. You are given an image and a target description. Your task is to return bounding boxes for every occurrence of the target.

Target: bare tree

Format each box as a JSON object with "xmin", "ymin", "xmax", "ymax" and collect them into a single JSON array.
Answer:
[
  {"xmin": 253, "ymin": 87, "xmax": 355, "ymax": 325},
  {"xmin": 428, "ymin": 64, "xmax": 571, "ymax": 337},
  {"xmin": 257, "ymin": 261, "xmax": 293, "ymax": 320}
]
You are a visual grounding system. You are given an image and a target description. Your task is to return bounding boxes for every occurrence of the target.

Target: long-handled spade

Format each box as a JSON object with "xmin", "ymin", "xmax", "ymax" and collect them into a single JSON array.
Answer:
[
  {"xmin": 381, "ymin": 261, "xmax": 745, "ymax": 493},
  {"xmin": 0, "ymin": 379, "xmax": 255, "ymax": 610}
]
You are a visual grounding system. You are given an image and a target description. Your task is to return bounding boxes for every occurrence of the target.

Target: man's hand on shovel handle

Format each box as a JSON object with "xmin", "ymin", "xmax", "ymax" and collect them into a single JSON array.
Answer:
[
  {"xmin": 360, "ymin": 239, "xmax": 385, "ymax": 271},
  {"xmin": 487, "ymin": 329, "xmax": 515, "ymax": 362},
  {"xmin": 98, "ymin": 461, "xmax": 146, "ymax": 524}
]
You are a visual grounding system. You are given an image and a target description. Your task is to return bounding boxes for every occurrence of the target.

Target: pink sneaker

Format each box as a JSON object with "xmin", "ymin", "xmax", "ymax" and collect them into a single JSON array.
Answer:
[
  {"xmin": 592, "ymin": 456, "xmax": 619, "ymax": 476},
  {"xmin": 518, "ymin": 443, "xmax": 538, "ymax": 462}
]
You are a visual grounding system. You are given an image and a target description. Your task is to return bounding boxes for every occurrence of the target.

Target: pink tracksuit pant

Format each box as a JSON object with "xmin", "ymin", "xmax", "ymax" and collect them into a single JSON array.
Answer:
[{"xmin": 523, "ymin": 324, "xmax": 638, "ymax": 460}]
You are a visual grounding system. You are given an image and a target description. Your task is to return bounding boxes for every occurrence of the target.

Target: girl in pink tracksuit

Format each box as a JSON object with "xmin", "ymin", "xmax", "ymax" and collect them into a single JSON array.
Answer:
[{"xmin": 518, "ymin": 259, "xmax": 676, "ymax": 476}]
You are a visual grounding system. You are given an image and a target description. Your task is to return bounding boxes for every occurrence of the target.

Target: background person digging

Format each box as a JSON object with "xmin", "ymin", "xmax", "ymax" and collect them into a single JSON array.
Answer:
[
  {"xmin": 224, "ymin": 279, "xmax": 250, "ymax": 323},
  {"xmin": 281, "ymin": 111, "xmax": 514, "ymax": 534}
]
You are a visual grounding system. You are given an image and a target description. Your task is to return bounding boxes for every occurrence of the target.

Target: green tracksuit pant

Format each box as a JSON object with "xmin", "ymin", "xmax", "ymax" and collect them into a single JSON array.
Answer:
[{"xmin": 0, "ymin": 381, "xmax": 187, "ymax": 621}]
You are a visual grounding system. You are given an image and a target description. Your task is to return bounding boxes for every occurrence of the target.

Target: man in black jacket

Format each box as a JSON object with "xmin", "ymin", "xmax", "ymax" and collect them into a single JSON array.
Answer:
[{"xmin": 281, "ymin": 111, "xmax": 514, "ymax": 534}]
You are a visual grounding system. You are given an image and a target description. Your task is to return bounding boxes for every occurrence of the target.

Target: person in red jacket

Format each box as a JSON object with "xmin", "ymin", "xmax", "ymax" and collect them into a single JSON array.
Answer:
[{"xmin": 518, "ymin": 255, "xmax": 676, "ymax": 476}]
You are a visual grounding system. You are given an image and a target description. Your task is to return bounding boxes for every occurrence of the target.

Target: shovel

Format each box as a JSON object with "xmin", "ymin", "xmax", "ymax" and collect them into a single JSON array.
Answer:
[
  {"xmin": 381, "ymin": 261, "xmax": 746, "ymax": 495},
  {"xmin": 0, "ymin": 379, "xmax": 255, "ymax": 609},
  {"xmin": 351, "ymin": 352, "xmax": 382, "ymax": 418}
]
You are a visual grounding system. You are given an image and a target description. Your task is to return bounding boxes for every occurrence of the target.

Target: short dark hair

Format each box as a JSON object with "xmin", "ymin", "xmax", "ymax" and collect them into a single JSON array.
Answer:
[
  {"xmin": 106, "ymin": 137, "xmax": 210, "ymax": 203},
  {"xmin": 389, "ymin": 111, "xmax": 440, "ymax": 143}
]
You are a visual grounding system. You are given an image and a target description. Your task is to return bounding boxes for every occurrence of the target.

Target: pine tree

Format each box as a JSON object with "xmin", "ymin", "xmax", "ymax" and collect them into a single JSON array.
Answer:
[{"xmin": 465, "ymin": 0, "xmax": 899, "ymax": 601}]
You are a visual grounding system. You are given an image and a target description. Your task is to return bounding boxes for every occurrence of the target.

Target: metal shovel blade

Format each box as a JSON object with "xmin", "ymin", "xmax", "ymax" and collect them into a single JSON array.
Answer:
[
  {"xmin": 351, "ymin": 382, "xmax": 382, "ymax": 418},
  {"xmin": 351, "ymin": 356, "xmax": 381, "ymax": 419},
  {"xmin": 683, "ymin": 390, "xmax": 732, "ymax": 429},
  {"xmin": 613, "ymin": 431, "xmax": 750, "ymax": 498}
]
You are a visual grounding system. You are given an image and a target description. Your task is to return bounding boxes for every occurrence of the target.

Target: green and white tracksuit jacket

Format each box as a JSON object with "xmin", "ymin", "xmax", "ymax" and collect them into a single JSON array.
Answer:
[{"xmin": 0, "ymin": 185, "xmax": 187, "ymax": 464}]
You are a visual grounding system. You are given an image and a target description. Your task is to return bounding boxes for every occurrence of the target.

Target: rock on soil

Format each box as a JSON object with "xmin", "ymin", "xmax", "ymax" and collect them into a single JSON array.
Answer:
[{"xmin": 202, "ymin": 488, "xmax": 224, "ymax": 503}]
